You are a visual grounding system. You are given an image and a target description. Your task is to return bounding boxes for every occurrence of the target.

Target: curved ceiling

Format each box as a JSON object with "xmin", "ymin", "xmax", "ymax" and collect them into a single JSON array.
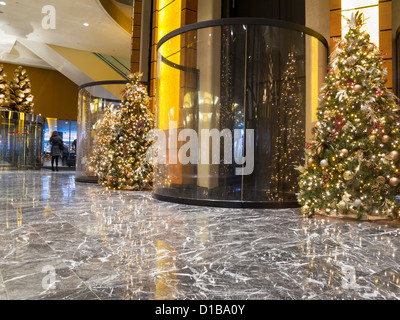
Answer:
[{"xmin": 0, "ymin": 0, "xmax": 132, "ymax": 61}]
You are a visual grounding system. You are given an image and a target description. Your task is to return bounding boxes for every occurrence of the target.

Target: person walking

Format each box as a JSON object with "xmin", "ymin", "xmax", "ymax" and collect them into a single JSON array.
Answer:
[{"xmin": 50, "ymin": 131, "xmax": 63, "ymax": 171}]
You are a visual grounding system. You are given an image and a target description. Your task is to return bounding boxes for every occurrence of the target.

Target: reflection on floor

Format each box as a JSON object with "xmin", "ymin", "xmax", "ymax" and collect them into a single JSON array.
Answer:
[{"xmin": 0, "ymin": 170, "xmax": 399, "ymax": 300}]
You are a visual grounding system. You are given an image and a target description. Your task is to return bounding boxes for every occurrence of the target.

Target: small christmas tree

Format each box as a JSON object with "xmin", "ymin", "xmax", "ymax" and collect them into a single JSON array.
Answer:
[
  {"xmin": 298, "ymin": 12, "xmax": 400, "ymax": 220},
  {"xmin": 0, "ymin": 65, "xmax": 11, "ymax": 110},
  {"xmin": 271, "ymin": 51, "xmax": 304, "ymax": 198},
  {"xmin": 89, "ymin": 73, "xmax": 154, "ymax": 190},
  {"xmin": 9, "ymin": 66, "xmax": 34, "ymax": 113}
]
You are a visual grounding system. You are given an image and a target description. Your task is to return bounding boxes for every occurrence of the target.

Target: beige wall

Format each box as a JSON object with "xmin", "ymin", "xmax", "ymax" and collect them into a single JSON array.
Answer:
[
  {"xmin": 2, "ymin": 63, "xmax": 78, "ymax": 120},
  {"xmin": 306, "ymin": 0, "xmax": 330, "ymax": 43}
]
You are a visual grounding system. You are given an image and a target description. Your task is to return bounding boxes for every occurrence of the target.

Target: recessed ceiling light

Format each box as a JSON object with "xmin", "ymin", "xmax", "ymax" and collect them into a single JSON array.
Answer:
[
  {"xmin": 0, "ymin": 1, "xmax": 6, "ymax": 5},
  {"xmin": 83, "ymin": 22, "xmax": 89, "ymax": 27}
]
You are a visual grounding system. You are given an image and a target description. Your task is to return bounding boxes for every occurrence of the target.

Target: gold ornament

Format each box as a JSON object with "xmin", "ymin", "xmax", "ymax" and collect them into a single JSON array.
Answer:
[
  {"xmin": 390, "ymin": 151, "xmax": 400, "ymax": 162},
  {"xmin": 382, "ymin": 135, "xmax": 391, "ymax": 144},
  {"xmin": 343, "ymin": 171, "xmax": 355, "ymax": 181},
  {"xmin": 340, "ymin": 149, "xmax": 349, "ymax": 157},
  {"xmin": 354, "ymin": 84, "xmax": 363, "ymax": 93},
  {"xmin": 334, "ymin": 81, "xmax": 341, "ymax": 88},
  {"xmin": 389, "ymin": 178, "xmax": 400, "ymax": 187}
]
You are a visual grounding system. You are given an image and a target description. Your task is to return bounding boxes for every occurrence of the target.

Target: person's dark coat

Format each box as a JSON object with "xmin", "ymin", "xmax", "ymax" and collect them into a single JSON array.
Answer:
[{"xmin": 50, "ymin": 136, "xmax": 63, "ymax": 157}]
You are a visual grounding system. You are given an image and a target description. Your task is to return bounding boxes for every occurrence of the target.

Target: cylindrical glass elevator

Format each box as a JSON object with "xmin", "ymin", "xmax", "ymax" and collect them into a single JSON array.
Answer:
[{"xmin": 154, "ymin": 18, "xmax": 328, "ymax": 208}]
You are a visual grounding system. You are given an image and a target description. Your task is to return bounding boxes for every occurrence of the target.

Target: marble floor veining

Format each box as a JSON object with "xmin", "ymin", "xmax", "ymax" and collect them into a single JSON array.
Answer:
[{"xmin": 0, "ymin": 170, "xmax": 399, "ymax": 300}]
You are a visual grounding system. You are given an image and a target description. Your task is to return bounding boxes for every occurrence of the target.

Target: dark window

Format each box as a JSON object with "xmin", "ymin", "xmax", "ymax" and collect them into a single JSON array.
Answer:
[{"xmin": 221, "ymin": 0, "xmax": 305, "ymax": 25}]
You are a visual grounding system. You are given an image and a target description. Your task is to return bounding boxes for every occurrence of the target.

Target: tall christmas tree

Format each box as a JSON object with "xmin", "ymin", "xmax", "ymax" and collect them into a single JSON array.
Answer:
[
  {"xmin": 89, "ymin": 73, "xmax": 154, "ymax": 190},
  {"xmin": 271, "ymin": 51, "xmax": 304, "ymax": 197},
  {"xmin": 298, "ymin": 12, "xmax": 400, "ymax": 220},
  {"xmin": 9, "ymin": 66, "xmax": 34, "ymax": 113},
  {"xmin": 0, "ymin": 65, "xmax": 11, "ymax": 110}
]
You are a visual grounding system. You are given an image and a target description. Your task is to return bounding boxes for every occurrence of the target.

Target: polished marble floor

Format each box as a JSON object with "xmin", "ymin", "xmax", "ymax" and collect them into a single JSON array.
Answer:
[{"xmin": 0, "ymin": 170, "xmax": 399, "ymax": 300}]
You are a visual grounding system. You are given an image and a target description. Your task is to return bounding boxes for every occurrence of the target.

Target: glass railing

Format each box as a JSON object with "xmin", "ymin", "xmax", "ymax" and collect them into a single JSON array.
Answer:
[{"xmin": 154, "ymin": 18, "xmax": 328, "ymax": 208}]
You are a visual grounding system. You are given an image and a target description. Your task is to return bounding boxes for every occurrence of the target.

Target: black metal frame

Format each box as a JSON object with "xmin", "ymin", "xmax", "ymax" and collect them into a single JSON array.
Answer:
[
  {"xmin": 153, "ymin": 193, "xmax": 300, "ymax": 209},
  {"xmin": 157, "ymin": 17, "xmax": 329, "ymax": 51},
  {"xmin": 396, "ymin": 27, "xmax": 400, "ymax": 97},
  {"xmin": 78, "ymin": 80, "xmax": 150, "ymax": 91}
]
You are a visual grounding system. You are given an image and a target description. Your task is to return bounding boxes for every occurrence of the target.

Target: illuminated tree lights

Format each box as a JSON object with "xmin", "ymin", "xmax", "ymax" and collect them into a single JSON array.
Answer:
[
  {"xmin": 88, "ymin": 73, "xmax": 154, "ymax": 190},
  {"xmin": 298, "ymin": 12, "xmax": 400, "ymax": 220}
]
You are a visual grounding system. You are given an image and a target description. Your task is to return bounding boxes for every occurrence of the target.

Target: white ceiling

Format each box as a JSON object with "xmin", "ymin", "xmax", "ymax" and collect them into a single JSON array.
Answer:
[{"xmin": 0, "ymin": 0, "xmax": 132, "ymax": 68}]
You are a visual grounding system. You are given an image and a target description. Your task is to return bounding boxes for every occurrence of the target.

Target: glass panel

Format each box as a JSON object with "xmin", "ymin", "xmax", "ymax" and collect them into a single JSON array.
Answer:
[
  {"xmin": 0, "ymin": 111, "xmax": 42, "ymax": 169},
  {"xmin": 76, "ymin": 82, "xmax": 125, "ymax": 182}
]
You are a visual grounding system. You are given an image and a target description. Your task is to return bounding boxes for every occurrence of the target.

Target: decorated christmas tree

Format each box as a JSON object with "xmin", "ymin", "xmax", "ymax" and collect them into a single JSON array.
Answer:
[
  {"xmin": 89, "ymin": 73, "xmax": 154, "ymax": 190},
  {"xmin": 271, "ymin": 51, "xmax": 304, "ymax": 197},
  {"xmin": 87, "ymin": 103, "xmax": 119, "ymax": 177},
  {"xmin": 9, "ymin": 66, "xmax": 34, "ymax": 113},
  {"xmin": 0, "ymin": 65, "xmax": 11, "ymax": 110},
  {"xmin": 298, "ymin": 12, "xmax": 400, "ymax": 220}
]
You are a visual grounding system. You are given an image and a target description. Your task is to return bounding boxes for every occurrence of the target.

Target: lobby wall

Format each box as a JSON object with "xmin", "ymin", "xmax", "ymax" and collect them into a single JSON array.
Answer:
[
  {"xmin": 2, "ymin": 63, "xmax": 78, "ymax": 120},
  {"xmin": 132, "ymin": 0, "xmax": 142, "ymax": 74}
]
